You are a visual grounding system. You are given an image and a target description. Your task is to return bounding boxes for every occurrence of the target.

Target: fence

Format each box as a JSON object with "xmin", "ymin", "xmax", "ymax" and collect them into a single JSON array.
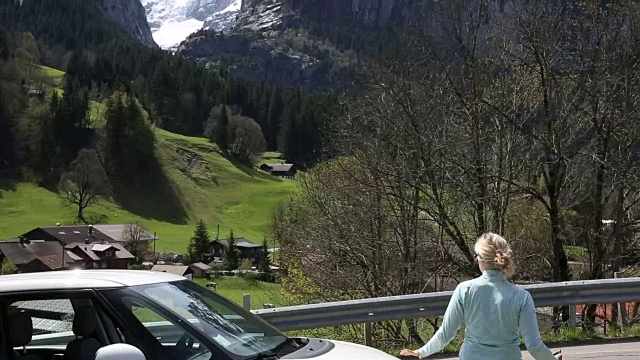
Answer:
[{"xmin": 243, "ymin": 277, "xmax": 640, "ymax": 345}]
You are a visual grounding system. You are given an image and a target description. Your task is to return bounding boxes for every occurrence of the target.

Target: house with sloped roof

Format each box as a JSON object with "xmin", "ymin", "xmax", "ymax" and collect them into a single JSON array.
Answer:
[
  {"xmin": 20, "ymin": 225, "xmax": 111, "ymax": 245},
  {"xmin": 92, "ymin": 224, "xmax": 157, "ymax": 243},
  {"xmin": 0, "ymin": 238, "xmax": 82, "ymax": 273},
  {"xmin": 210, "ymin": 238, "xmax": 265, "ymax": 266},
  {"xmin": 20, "ymin": 257, "xmax": 65, "ymax": 273},
  {"xmin": 260, "ymin": 163, "xmax": 297, "ymax": 178},
  {"xmin": 65, "ymin": 242, "xmax": 135, "ymax": 269},
  {"xmin": 188, "ymin": 262, "xmax": 211, "ymax": 278},
  {"xmin": 151, "ymin": 265, "xmax": 193, "ymax": 279},
  {"xmin": 5, "ymin": 225, "xmax": 141, "ymax": 271},
  {"xmin": 21, "ymin": 224, "xmax": 157, "ymax": 245}
]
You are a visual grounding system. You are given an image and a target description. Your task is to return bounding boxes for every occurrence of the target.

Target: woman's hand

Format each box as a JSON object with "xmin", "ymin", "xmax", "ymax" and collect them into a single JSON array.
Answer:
[{"xmin": 399, "ymin": 349, "xmax": 420, "ymax": 357}]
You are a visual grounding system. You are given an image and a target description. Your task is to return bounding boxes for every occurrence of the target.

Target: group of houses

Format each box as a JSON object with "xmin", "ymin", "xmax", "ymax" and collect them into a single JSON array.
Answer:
[
  {"xmin": 150, "ymin": 237, "xmax": 272, "ymax": 279},
  {"xmin": 0, "ymin": 224, "xmax": 155, "ymax": 273},
  {"xmin": 0, "ymin": 224, "xmax": 272, "ymax": 277}
]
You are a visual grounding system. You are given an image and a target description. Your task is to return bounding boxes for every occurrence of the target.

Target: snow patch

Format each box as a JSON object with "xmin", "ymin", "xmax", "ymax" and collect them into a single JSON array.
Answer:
[
  {"xmin": 218, "ymin": 0, "xmax": 241, "ymax": 14},
  {"xmin": 142, "ymin": 0, "xmax": 242, "ymax": 49},
  {"xmin": 153, "ymin": 19, "xmax": 205, "ymax": 49}
]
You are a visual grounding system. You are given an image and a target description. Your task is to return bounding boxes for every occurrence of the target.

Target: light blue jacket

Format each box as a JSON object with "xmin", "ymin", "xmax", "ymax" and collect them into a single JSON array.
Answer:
[{"xmin": 418, "ymin": 270, "xmax": 556, "ymax": 360}]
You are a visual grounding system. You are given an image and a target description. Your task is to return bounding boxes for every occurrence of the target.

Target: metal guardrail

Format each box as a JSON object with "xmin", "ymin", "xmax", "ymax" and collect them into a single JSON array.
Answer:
[{"xmin": 252, "ymin": 277, "xmax": 640, "ymax": 331}]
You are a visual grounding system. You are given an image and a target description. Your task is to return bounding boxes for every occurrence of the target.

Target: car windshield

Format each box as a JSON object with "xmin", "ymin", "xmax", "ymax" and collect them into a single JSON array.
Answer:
[{"xmin": 101, "ymin": 280, "xmax": 288, "ymax": 360}]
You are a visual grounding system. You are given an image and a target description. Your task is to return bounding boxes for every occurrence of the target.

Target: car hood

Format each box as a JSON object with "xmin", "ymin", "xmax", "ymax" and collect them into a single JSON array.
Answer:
[{"xmin": 284, "ymin": 339, "xmax": 398, "ymax": 360}]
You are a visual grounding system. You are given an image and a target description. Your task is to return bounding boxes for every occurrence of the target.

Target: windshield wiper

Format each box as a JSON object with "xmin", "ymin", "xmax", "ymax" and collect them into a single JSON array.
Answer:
[
  {"xmin": 252, "ymin": 338, "xmax": 299, "ymax": 360},
  {"xmin": 249, "ymin": 338, "xmax": 296, "ymax": 360},
  {"xmin": 250, "ymin": 351, "xmax": 278, "ymax": 360},
  {"xmin": 273, "ymin": 337, "xmax": 298, "ymax": 352}
]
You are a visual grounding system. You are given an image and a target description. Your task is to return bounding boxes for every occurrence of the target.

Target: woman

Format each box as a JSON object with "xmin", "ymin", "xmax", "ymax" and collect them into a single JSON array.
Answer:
[{"xmin": 400, "ymin": 233, "xmax": 561, "ymax": 359}]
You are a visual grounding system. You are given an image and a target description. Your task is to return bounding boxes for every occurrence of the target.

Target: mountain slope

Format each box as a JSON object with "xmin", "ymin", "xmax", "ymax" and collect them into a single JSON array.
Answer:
[
  {"xmin": 0, "ymin": 120, "xmax": 295, "ymax": 252},
  {"xmin": 0, "ymin": 127, "xmax": 295, "ymax": 252},
  {"xmin": 0, "ymin": 0, "xmax": 157, "ymax": 51}
]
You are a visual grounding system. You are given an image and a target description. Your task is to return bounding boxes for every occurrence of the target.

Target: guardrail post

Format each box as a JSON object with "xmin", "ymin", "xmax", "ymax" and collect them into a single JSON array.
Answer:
[
  {"xmin": 569, "ymin": 304, "xmax": 576, "ymax": 328},
  {"xmin": 243, "ymin": 294, "xmax": 251, "ymax": 310},
  {"xmin": 614, "ymin": 271, "xmax": 625, "ymax": 328},
  {"xmin": 364, "ymin": 322, "xmax": 373, "ymax": 347}
]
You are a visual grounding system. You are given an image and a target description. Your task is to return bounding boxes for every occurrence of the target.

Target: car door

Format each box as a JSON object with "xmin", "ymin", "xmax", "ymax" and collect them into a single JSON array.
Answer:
[{"xmin": 0, "ymin": 289, "xmax": 140, "ymax": 360}]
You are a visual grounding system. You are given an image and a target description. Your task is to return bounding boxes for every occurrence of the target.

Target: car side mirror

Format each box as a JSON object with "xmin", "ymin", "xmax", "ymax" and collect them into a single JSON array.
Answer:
[{"xmin": 94, "ymin": 344, "xmax": 146, "ymax": 360}]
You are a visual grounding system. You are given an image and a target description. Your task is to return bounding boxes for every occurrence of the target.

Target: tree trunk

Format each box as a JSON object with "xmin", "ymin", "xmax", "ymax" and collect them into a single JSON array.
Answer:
[
  {"xmin": 586, "ymin": 137, "xmax": 608, "ymax": 332},
  {"xmin": 549, "ymin": 185, "xmax": 570, "ymax": 330},
  {"xmin": 609, "ymin": 186, "xmax": 625, "ymax": 329},
  {"xmin": 77, "ymin": 206, "xmax": 86, "ymax": 224},
  {"xmin": 407, "ymin": 319, "xmax": 423, "ymax": 345}
]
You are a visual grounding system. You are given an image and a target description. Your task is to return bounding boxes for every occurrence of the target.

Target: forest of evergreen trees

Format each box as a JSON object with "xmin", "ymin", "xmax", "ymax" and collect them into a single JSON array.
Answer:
[{"xmin": 0, "ymin": 0, "xmax": 336, "ymax": 184}]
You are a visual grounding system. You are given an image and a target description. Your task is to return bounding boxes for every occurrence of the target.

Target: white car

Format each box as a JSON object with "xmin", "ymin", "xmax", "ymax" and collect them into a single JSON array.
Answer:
[{"xmin": 0, "ymin": 270, "xmax": 399, "ymax": 360}]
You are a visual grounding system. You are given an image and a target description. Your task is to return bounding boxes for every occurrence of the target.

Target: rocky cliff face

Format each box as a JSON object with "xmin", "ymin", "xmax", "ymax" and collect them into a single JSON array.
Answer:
[
  {"xmin": 178, "ymin": 31, "xmax": 341, "ymax": 91},
  {"xmin": 286, "ymin": 0, "xmax": 513, "ymax": 30},
  {"xmin": 288, "ymin": 0, "xmax": 399, "ymax": 28},
  {"xmin": 99, "ymin": 0, "xmax": 157, "ymax": 47},
  {"xmin": 177, "ymin": 0, "xmax": 514, "ymax": 91}
]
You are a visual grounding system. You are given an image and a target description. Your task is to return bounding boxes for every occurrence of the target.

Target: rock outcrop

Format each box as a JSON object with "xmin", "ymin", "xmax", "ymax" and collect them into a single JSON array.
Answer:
[
  {"xmin": 178, "ymin": 31, "xmax": 337, "ymax": 92},
  {"xmin": 99, "ymin": 0, "xmax": 157, "ymax": 47}
]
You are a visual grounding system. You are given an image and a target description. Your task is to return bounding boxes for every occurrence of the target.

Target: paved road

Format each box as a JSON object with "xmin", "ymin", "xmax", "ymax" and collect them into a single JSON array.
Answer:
[{"xmin": 439, "ymin": 341, "xmax": 640, "ymax": 359}]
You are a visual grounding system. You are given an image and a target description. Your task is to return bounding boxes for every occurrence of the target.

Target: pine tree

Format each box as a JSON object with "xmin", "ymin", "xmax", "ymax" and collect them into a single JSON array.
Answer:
[
  {"xmin": 188, "ymin": 220, "xmax": 211, "ymax": 264},
  {"xmin": 66, "ymin": 50, "xmax": 92, "ymax": 87},
  {"xmin": 124, "ymin": 93, "xmax": 155, "ymax": 174},
  {"xmin": 218, "ymin": 104, "xmax": 230, "ymax": 152},
  {"xmin": 0, "ymin": 83, "xmax": 11, "ymax": 174},
  {"xmin": 103, "ymin": 91, "xmax": 155, "ymax": 180},
  {"xmin": 0, "ymin": 31, "xmax": 8, "ymax": 61},
  {"xmin": 104, "ymin": 91, "xmax": 126, "ymax": 173},
  {"xmin": 223, "ymin": 229, "xmax": 240, "ymax": 271},
  {"xmin": 57, "ymin": 76, "xmax": 89, "ymax": 163},
  {"xmin": 266, "ymin": 87, "xmax": 284, "ymax": 150},
  {"xmin": 35, "ymin": 93, "xmax": 59, "ymax": 182},
  {"xmin": 259, "ymin": 237, "xmax": 273, "ymax": 282}
]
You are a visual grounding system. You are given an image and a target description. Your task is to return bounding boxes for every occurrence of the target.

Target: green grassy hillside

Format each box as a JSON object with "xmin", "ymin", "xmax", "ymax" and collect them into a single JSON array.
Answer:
[
  {"xmin": 0, "ymin": 67, "xmax": 297, "ymax": 253},
  {"xmin": 0, "ymin": 128, "xmax": 295, "ymax": 252}
]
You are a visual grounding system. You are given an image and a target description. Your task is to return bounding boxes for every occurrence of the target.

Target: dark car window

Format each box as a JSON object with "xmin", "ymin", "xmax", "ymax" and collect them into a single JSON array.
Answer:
[
  {"xmin": 100, "ymin": 280, "xmax": 289, "ymax": 360},
  {"xmin": 1, "ymin": 293, "xmax": 103, "ymax": 360}
]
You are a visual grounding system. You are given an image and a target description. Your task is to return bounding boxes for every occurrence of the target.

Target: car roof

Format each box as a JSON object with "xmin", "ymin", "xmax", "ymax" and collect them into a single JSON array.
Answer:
[{"xmin": 0, "ymin": 270, "xmax": 187, "ymax": 292}]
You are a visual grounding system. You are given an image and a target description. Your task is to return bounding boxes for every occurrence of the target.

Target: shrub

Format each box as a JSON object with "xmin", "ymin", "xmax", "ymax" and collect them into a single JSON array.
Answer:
[{"xmin": 239, "ymin": 259, "xmax": 253, "ymax": 271}]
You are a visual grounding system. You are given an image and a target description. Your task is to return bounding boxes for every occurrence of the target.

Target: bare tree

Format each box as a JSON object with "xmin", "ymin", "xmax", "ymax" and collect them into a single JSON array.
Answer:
[
  {"xmin": 124, "ymin": 222, "xmax": 150, "ymax": 264},
  {"xmin": 558, "ymin": 0, "xmax": 640, "ymax": 329},
  {"xmin": 274, "ymin": 159, "xmax": 449, "ymax": 343},
  {"xmin": 58, "ymin": 148, "xmax": 111, "ymax": 223},
  {"xmin": 331, "ymin": 15, "xmax": 527, "ymax": 280},
  {"xmin": 505, "ymin": 1, "xmax": 578, "ymax": 283}
]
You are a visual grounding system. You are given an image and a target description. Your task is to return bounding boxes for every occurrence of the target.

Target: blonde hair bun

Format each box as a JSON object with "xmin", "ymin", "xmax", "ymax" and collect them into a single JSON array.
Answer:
[
  {"xmin": 474, "ymin": 233, "xmax": 515, "ymax": 277},
  {"xmin": 494, "ymin": 249, "xmax": 512, "ymax": 269}
]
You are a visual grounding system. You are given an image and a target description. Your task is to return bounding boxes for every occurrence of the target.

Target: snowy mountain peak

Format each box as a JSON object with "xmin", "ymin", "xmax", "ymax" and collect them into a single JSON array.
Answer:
[{"xmin": 141, "ymin": 0, "xmax": 242, "ymax": 49}]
